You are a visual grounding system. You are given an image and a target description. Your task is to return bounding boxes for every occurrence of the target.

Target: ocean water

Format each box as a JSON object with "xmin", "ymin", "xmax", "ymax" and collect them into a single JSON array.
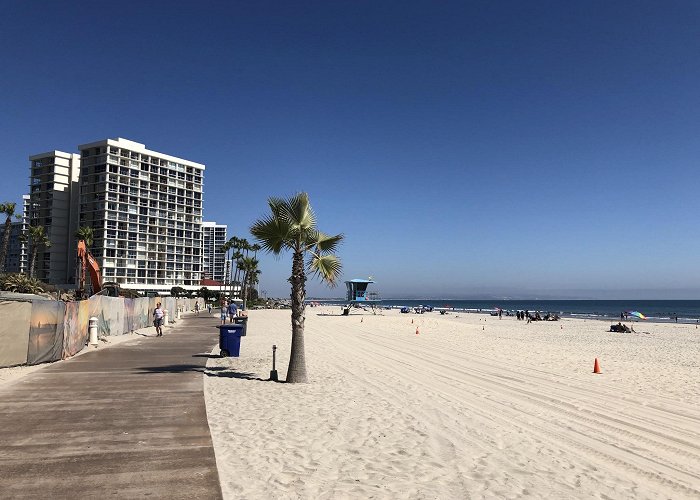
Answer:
[{"xmin": 320, "ymin": 299, "xmax": 700, "ymax": 323}]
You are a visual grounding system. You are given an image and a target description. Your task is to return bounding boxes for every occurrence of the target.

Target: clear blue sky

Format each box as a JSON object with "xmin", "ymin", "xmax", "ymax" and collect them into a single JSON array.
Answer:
[{"xmin": 2, "ymin": 1, "xmax": 699, "ymax": 299}]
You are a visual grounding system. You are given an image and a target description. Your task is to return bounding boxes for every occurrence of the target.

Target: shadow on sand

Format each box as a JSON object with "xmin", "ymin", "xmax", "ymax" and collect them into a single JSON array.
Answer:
[{"xmin": 135, "ymin": 364, "xmax": 277, "ymax": 382}]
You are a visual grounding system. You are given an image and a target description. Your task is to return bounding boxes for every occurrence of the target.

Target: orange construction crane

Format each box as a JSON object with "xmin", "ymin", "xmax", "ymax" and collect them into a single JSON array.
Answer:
[{"xmin": 77, "ymin": 239, "xmax": 103, "ymax": 297}]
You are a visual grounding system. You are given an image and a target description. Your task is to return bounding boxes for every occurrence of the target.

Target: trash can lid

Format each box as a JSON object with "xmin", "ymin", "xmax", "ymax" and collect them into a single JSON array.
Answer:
[{"xmin": 219, "ymin": 324, "xmax": 244, "ymax": 331}]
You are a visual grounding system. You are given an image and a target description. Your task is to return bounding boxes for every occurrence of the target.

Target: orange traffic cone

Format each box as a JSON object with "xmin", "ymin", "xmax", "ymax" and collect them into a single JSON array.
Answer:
[
  {"xmin": 415, "ymin": 327, "xmax": 419, "ymax": 335},
  {"xmin": 593, "ymin": 358, "xmax": 601, "ymax": 374}
]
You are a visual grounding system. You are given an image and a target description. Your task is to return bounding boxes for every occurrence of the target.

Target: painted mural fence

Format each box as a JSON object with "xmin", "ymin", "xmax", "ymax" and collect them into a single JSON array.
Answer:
[{"xmin": 0, "ymin": 296, "xmax": 200, "ymax": 369}]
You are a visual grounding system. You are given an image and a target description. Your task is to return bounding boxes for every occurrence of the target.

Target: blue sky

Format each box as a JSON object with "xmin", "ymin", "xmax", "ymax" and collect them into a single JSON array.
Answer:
[{"xmin": 2, "ymin": 1, "xmax": 699, "ymax": 299}]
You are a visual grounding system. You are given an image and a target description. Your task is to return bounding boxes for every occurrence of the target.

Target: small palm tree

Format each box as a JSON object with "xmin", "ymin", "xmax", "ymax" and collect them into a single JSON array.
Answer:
[
  {"xmin": 0, "ymin": 202, "xmax": 16, "ymax": 273},
  {"xmin": 75, "ymin": 226, "xmax": 94, "ymax": 248},
  {"xmin": 22, "ymin": 225, "xmax": 51, "ymax": 279},
  {"xmin": 251, "ymin": 193, "xmax": 343, "ymax": 383}
]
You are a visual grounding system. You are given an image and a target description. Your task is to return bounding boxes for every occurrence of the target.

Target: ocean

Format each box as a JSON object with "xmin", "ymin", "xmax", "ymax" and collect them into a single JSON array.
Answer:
[{"xmin": 314, "ymin": 299, "xmax": 700, "ymax": 323}]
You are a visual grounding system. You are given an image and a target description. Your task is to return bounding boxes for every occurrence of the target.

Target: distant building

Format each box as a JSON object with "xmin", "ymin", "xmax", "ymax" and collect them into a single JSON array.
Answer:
[
  {"xmin": 28, "ymin": 152, "xmax": 81, "ymax": 283},
  {"xmin": 202, "ymin": 221, "xmax": 227, "ymax": 282},
  {"xmin": 0, "ymin": 195, "xmax": 30, "ymax": 274}
]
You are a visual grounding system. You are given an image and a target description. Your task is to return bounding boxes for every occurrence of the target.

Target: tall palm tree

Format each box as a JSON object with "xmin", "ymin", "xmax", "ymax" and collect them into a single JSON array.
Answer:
[
  {"xmin": 219, "ymin": 239, "xmax": 233, "ymax": 299},
  {"xmin": 223, "ymin": 236, "xmax": 242, "ymax": 298},
  {"xmin": 239, "ymin": 256, "xmax": 259, "ymax": 310},
  {"xmin": 251, "ymin": 193, "xmax": 343, "ymax": 383},
  {"xmin": 75, "ymin": 226, "xmax": 94, "ymax": 248},
  {"xmin": 22, "ymin": 225, "xmax": 51, "ymax": 279},
  {"xmin": 232, "ymin": 237, "xmax": 248, "ymax": 284},
  {"xmin": 0, "ymin": 202, "xmax": 16, "ymax": 273}
]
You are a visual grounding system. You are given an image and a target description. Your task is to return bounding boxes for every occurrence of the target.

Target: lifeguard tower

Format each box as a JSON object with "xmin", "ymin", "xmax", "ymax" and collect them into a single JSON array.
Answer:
[{"xmin": 344, "ymin": 278, "xmax": 382, "ymax": 315}]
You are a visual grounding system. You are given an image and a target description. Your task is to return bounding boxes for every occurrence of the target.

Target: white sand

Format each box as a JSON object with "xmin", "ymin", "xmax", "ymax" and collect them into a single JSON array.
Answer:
[{"xmin": 205, "ymin": 309, "xmax": 700, "ymax": 499}]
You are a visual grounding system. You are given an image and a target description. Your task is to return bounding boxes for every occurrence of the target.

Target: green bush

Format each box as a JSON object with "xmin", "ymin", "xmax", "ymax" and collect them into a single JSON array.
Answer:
[{"xmin": 0, "ymin": 273, "xmax": 46, "ymax": 294}]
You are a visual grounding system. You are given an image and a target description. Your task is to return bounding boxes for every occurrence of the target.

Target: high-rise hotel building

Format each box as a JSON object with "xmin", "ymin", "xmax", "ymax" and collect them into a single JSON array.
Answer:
[
  {"xmin": 76, "ymin": 138, "xmax": 205, "ymax": 293},
  {"xmin": 28, "ymin": 151, "xmax": 81, "ymax": 283},
  {"xmin": 0, "ymin": 195, "xmax": 30, "ymax": 274},
  {"xmin": 202, "ymin": 221, "xmax": 227, "ymax": 282}
]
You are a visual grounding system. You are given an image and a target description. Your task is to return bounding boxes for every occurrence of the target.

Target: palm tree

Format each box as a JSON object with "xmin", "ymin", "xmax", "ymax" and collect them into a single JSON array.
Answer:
[
  {"xmin": 239, "ymin": 256, "xmax": 259, "ymax": 310},
  {"xmin": 219, "ymin": 239, "xmax": 233, "ymax": 299},
  {"xmin": 22, "ymin": 225, "xmax": 51, "ymax": 279},
  {"xmin": 75, "ymin": 226, "xmax": 94, "ymax": 248},
  {"xmin": 251, "ymin": 193, "xmax": 343, "ymax": 383},
  {"xmin": 0, "ymin": 202, "xmax": 16, "ymax": 273},
  {"xmin": 232, "ymin": 237, "xmax": 248, "ymax": 283}
]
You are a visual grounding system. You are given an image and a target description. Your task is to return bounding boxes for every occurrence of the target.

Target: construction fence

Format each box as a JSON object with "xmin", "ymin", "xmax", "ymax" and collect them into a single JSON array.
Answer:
[{"xmin": 0, "ymin": 296, "xmax": 200, "ymax": 369}]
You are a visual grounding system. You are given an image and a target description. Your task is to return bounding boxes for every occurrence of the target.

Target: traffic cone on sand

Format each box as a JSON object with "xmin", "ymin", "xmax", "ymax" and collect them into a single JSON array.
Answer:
[{"xmin": 593, "ymin": 358, "xmax": 601, "ymax": 374}]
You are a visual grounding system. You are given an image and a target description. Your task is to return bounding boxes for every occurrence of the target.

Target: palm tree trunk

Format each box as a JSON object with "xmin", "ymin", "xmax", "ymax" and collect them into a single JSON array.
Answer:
[
  {"xmin": 242, "ymin": 271, "xmax": 248, "ymax": 310},
  {"xmin": 0, "ymin": 216, "xmax": 11, "ymax": 273},
  {"xmin": 287, "ymin": 248, "xmax": 308, "ymax": 383},
  {"xmin": 29, "ymin": 246, "xmax": 37, "ymax": 279}
]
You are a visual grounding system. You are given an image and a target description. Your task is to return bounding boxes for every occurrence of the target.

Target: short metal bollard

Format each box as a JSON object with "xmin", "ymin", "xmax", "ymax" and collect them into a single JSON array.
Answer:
[
  {"xmin": 270, "ymin": 345, "xmax": 278, "ymax": 381},
  {"xmin": 89, "ymin": 316, "xmax": 99, "ymax": 346}
]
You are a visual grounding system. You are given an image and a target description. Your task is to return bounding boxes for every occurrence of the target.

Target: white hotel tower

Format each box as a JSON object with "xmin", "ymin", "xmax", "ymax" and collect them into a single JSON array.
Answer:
[
  {"xmin": 77, "ymin": 138, "xmax": 205, "ymax": 294},
  {"xmin": 202, "ymin": 221, "xmax": 227, "ymax": 282}
]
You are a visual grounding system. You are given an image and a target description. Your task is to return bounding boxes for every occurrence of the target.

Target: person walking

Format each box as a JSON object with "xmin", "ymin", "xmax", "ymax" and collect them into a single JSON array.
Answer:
[
  {"xmin": 153, "ymin": 302, "xmax": 165, "ymax": 337},
  {"xmin": 227, "ymin": 301, "xmax": 238, "ymax": 323},
  {"xmin": 220, "ymin": 301, "xmax": 228, "ymax": 325},
  {"xmin": 194, "ymin": 302, "xmax": 200, "ymax": 316}
]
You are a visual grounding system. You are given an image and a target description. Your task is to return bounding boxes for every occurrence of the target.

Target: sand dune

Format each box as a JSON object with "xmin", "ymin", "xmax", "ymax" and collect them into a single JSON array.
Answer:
[{"xmin": 205, "ymin": 309, "xmax": 700, "ymax": 499}]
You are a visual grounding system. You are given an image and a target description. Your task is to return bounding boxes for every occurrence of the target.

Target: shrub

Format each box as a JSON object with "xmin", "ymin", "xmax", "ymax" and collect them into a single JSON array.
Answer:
[{"xmin": 0, "ymin": 273, "xmax": 46, "ymax": 294}]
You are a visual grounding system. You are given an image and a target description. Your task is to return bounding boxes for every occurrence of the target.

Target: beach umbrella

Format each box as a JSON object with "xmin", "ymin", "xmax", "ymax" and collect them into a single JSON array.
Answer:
[{"xmin": 628, "ymin": 311, "xmax": 647, "ymax": 320}]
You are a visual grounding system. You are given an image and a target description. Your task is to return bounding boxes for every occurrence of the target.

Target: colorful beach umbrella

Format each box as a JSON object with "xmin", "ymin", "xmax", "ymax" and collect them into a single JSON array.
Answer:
[{"xmin": 628, "ymin": 311, "xmax": 647, "ymax": 320}]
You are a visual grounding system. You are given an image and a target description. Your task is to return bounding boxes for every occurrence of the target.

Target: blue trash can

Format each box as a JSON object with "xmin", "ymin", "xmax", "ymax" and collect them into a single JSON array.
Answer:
[{"xmin": 219, "ymin": 324, "xmax": 244, "ymax": 357}]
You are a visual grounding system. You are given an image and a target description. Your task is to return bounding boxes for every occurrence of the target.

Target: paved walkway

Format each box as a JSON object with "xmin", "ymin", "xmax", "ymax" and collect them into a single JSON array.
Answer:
[{"xmin": 0, "ymin": 313, "xmax": 223, "ymax": 499}]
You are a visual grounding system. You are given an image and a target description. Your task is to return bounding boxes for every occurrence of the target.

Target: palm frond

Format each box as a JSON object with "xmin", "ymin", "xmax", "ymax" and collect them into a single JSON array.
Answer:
[
  {"xmin": 285, "ymin": 192, "xmax": 316, "ymax": 231},
  {"xmin": 308, "ymin": 254, "xmax": 342, "ymax": 287},
  {"xmin": 267, "ymin": 197, "xmax": 287, "ymax": 220},
  {"xmin": 310, "ymin": 231, "xmax": 344, "ymax": 255},
  {"xmin": 250, "ymin": 214, "xmax": 291, "ymax": 254}
]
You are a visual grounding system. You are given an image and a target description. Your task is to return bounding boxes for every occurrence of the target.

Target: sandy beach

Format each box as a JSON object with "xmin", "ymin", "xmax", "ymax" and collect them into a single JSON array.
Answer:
[{"xmin": 205, "ymin": 308, "xmax": 700, "ymax": 499}]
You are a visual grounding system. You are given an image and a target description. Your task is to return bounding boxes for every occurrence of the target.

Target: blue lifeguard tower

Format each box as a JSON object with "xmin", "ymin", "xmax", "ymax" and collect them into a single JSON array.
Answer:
[{"xmin": 344, "ymin": 278, "xmax": 381, "ymax": 315}]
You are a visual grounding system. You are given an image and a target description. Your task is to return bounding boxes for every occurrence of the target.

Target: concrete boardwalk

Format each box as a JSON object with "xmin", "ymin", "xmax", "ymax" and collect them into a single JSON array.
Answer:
[{"xmin": 0, "ymin": 313, "xmax": 223, "ymax": 499}]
